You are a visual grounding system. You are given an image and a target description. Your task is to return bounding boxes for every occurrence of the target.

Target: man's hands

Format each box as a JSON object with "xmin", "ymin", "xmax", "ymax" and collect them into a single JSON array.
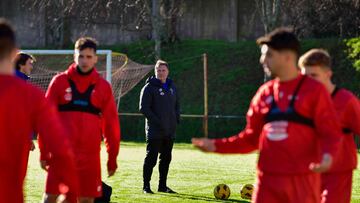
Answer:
[
  {"xmin": 309, "ymin": 153, "xmax": 332, "ymax": 173},
  {"xmin": 191, "ymin": 138, "xmax": 216, "ymax": 152}
]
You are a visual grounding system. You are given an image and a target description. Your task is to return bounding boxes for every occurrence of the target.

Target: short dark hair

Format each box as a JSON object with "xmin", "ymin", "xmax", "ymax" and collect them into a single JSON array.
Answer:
[
  {"xmin": 155, "ymin": 59, "xmax": 169, "ymax": 69},
  {"xmin": 298, "ymin": 49, "xmax": 332, "ymax": 70},
  {"xmin": 0, "ymin": 18, "xmax": 16, "ymax": 60},
  {"xmin": 14, "ymin": 52, "xmax": 35, "ymax": 70},
  {"xmin": 257, "ymin": 27, "xmax": 300, "ymax": 56},
  {"xmin": 75, "ymin": 37, "xmax": 97, "ymax": 52}
]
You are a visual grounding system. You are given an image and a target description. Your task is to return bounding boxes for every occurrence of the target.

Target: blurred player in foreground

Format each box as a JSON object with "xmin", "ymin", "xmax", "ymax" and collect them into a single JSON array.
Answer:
[
  {"xmin": 192, "ymin": 28, "xmax": 342, "ymax": 203},
  {"xmin": 299, "ymin": 49, "xmax": 360, "ymax": 203},
  {"xmin": 0, "ymin": 18, "xmax": 78, "ymax": 203}
]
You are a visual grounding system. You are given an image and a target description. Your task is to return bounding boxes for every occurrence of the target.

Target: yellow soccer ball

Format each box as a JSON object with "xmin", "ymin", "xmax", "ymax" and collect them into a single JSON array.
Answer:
[
  {"xmin": 213, "ymin": 184, "xmax": 231, "ymax": 200},
  {"xmin": 240, "ymin": 184, "xmax": 254, "ymax": 200}
]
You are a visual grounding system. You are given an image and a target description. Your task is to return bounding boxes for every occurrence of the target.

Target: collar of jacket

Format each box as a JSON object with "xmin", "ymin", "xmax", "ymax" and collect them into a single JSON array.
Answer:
[
  {"xmin": 15, "ymin": 69, "xmax": 30, "ymax": 81},
  {"xmin": 147, "ymin": 76, "xmax": 173, "ymax": 87},
  {"xmin": 66, "ymin": 63, "xmax": 100, "ymax": 84}
]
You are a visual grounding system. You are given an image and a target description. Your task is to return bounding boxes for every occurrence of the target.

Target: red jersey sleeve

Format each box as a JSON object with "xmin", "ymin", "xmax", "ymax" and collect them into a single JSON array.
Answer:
[
  {"xmin": 31, "ymin": 88, "xmax": 79, "ymax": 200},
  {"xmin": 344, "ymin": 97, "xmax": 360, "ymax": 135},
  {"xmin": 312, "ymin": 85, "xmax": 342, "ymax": 157},
  {"xmin": 101, "ymin": 82, "xmax": 121, "ymax": 172},
  {"xmin": 45, "ymin": 75, "xmax": 61, "ymax": 102},
  {"xmin": 38, "ymin": 75, "xmax": 61, "ymax": 161},
  {"xmin": 213, "ymin": 88, "xmax": 264, "ymax": 154}
]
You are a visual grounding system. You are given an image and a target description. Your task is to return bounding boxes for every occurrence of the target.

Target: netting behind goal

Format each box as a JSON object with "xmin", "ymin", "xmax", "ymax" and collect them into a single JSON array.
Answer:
[{"xmin": 26, "ymin": 51, "xmax": 153, "ymax": 108}]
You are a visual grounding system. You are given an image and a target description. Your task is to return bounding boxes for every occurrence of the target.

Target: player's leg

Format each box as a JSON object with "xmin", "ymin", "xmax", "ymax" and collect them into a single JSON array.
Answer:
[
  {"xmin": 321, "ymin": 171, "xmax": 353, "ymax": 203},
  {"xmin": 42, "ymin": 193, "xmax": 59, "ymax": 203},
  {"xmin": 253, "ymin": 172, "xmax": 287, "ymax": 203},
  {"xmin": 43, "ymin": 166, "xmax": 62, "ymax": 203},
  {"xmin": 79, "ymin": 197, "xmax": 94, "ymax": 203},
  {"xmin": 143, "ymin": 139, "xmax": 161, "ymax": 193},
  {"xmin": 158, "ymin": 138, "xmax": 175, "ymax": 193},
  {"xmin": 42, "ymin": 172, "xmax": 78, "ymax": 203},
  {"xmin": 77, "ymin": 154, "xmax": 102, "ymax": 200},
  {"xmin": 291, "ymin": 173, "xmax": 321, "ymax": 203},
  {"xmin": 253, "ymin": 172, "xmax": 320, "ymax": 203}
]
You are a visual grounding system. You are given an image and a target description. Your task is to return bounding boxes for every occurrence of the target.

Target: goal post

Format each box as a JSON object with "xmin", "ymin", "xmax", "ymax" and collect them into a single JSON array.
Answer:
[
  {"xmin": 22, "ymin": 49, "xmax": 114, "ymax": 83},
  {"xmin": 21, "ymin": 49, "xmax": 154, "ymax": 110}
]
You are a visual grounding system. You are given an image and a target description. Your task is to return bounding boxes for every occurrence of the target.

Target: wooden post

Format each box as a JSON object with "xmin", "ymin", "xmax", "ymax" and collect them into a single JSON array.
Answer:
[{"xmin": 203, "ymin": 53, "xmax": 209, "ymax": 138}]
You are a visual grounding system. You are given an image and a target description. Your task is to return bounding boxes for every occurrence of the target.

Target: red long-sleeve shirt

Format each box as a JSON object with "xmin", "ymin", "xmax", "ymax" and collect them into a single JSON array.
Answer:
[
  {"xmin": 214, "ymin": 74, "xmax": 341, "ymax": 174},
  {"xmin": 0, "ymin": 75, "xmax": 78, "ymax": 203},
  {"xmin": 328, "ymin": 88, "xmax": 360, "ymax": 172},
  {"xmin": 40, "ymin": 63, "xmax": 120, "ymax": 172}
]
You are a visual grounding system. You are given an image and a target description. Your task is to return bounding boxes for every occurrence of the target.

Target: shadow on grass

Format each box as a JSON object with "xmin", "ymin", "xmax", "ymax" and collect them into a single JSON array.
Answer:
[{"xmin": 157, "ymin": 192, "xmax": 249, "ymax": 202}]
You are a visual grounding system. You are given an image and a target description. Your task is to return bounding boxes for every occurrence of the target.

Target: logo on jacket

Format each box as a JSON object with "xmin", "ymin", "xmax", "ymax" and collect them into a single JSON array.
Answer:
[
  {"xmin": 73, "ymin": 100, "xmax": 89, "ymax": 106},
  {"xmin": 64, "ymin": 87, "xmax": 72, "ymax": 101},
  {"xmin": 264, "ymin": 121, "xmax": 288, "ymax": 141},
  {"xmin": 159, "ymin": 88, "xmax": 164, "ymax": 96}
]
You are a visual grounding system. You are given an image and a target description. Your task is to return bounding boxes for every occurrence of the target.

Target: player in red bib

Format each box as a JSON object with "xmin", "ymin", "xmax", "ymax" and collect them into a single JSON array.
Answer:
[
  {"xmin": 40, "ymin": 37, "xmax": 120, "ymax": 203},
  {"xmin": 299, "ymin": 49, "xmax": 360, "ymax": 203},
  {"xmin": 0, "ymin": 18, "xmax": 78, "ymax": 203},
  {"xmin": 192, "ymin": 28, "xmax": 342, "ymax": 203}
]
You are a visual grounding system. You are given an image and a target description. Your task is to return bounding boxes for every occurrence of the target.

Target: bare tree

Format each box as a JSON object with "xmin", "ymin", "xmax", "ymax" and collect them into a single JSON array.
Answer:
[
  {"xmin": 255, "ymin": 0, "xmax": 283, "ymax": 33},
  {"xmin": 151, "ymin": 0, "xmax": 185, "ymax": 58},
  {"xmin": 26, "ymin": 0, "xmax": 152, "ymax": 47},
  {"xmin": 27, "ymin": 0, "xmax": 70, "ymax": 48},
  {"xmin": 255, "ymin": 0, "xmax": 283, "ymax": 82},
  {"xmin": 161, "ymin": 0, "xmax": 185, "ymax": 43},
  {"xmin": 152, "ymin": 0, "xmax": 162, "ymax": 58},
  {"xmin": 284, "ymin": 0, "xmax": 360, "ymax": 38},
  {"xmin": 25, "ymin": 0, "xmax": 185, "ymax": 59}
]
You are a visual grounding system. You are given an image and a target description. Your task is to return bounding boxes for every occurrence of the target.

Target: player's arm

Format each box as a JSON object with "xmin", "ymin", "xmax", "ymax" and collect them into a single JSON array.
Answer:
[
  {"xmin": 38, "ymin": 76, "xmax": 61, "ymax": 163},
  {"xmin": 192, "ymin": 90, "xmax": 263, "ymax": 154},
  {"xmin": 139, "ymin": 85, "xmax": 162, "ymax": 127},
  {"xmin": 32, "ymin": 89, "xmax": 79, "ymax": 202},
  {"xmin": 45, "ymin": 75, "xmax": 61, "ymax": 102},
  {"xmin": 344, "ymin": 97, "xmax": 360, "ymax": 135},
  {"xmin": 102, "ymin": 83, "xmax": 121, "ymax": 177},
  {"xmin": 311, "ymin": 85, "xmax": 342, "ymax": 172}
]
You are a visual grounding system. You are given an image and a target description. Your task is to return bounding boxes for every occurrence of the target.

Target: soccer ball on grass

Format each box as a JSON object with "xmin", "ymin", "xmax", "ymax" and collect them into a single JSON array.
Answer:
[
  {"xmin": 240, "ymin": 184, "xmax": 254, "ymax": 200},
  {"xmin": 213, "ymin": 184, "xmax": 230, "ymax": 200}
]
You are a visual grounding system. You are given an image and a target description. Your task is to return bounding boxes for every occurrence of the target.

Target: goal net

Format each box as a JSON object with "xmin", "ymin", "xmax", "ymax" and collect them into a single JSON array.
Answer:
[{"xmin": 22, "ymin": 50, "xmax": 153, "ymax": 109}]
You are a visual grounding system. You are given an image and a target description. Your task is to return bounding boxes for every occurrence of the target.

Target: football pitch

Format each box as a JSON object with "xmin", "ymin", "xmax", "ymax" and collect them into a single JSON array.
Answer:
[{"xmin": 24, "ymin": 142, "xmax": 360, "ymax": 203}]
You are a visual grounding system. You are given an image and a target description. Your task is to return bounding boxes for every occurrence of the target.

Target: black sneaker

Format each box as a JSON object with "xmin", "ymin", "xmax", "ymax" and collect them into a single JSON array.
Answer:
[
  {"xmin": 143, "ymin": 187, "xmax": 154, "ymax": 194},
  {"xmin": 158, "ymin": 187, "xmax": 177, "ymax": 194}
]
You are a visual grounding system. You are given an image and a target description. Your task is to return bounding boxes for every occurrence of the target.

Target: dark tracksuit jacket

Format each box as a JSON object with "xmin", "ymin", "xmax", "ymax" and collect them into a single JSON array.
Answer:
[{"xmin": 139, "ymin": 76, "xmax": 180, "ymax": 140}]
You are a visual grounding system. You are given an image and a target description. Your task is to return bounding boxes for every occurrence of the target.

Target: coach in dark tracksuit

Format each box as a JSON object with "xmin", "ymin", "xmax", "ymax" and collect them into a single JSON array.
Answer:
[{"xmin": 139, "ymin": 60, "xmax": 180, "ymax": 194}]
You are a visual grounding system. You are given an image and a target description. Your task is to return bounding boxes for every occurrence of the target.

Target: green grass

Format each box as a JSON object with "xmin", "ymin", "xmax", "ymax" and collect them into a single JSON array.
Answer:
[{"xmin": 24, "ymin": 142, "xmax": 360, "ymax": 202}]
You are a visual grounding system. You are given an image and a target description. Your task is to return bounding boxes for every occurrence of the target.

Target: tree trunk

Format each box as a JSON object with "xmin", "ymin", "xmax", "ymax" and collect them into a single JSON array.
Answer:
[
  {"xmin": 62, "ymin": 16, "xmax": 72, "ymax": 48},
  {"xmin": 258, "ymin": 0, "xmax": 282, "ymax": 33},
  {"xmin": 152, "ymin": 0, "xmax": 161, "ymax": 59}
]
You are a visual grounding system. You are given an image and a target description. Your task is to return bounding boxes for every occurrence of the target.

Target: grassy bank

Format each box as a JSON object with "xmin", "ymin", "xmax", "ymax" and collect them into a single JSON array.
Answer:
[{"xmin": 106, "ymin": 39, "xmax": 360, "ymax": 142}]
